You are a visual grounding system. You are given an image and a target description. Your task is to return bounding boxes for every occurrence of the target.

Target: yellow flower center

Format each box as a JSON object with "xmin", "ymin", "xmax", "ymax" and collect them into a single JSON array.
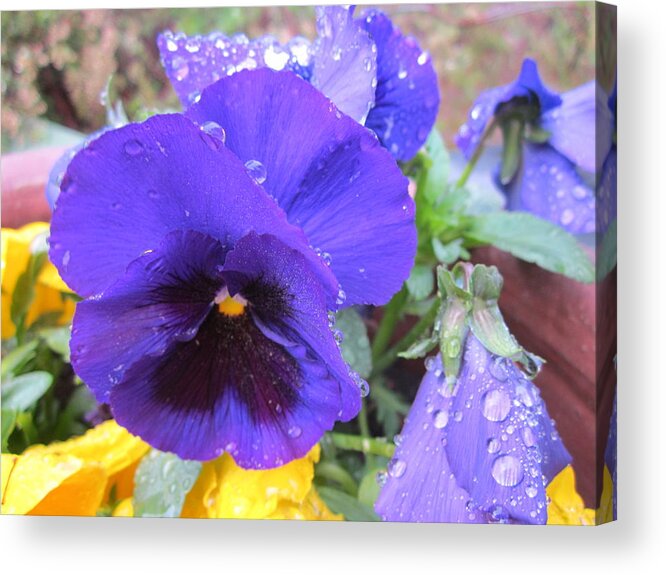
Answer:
[{"xmin": 217, "ymin": 296, "xmax": 245, "ymax": 317}]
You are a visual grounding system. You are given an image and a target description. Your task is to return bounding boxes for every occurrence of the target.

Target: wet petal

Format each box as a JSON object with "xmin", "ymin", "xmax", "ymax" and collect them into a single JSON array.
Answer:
[
  {"xmin": 445, "ymin": 336, "xmax": 571, "ymax": 525},
  {"xmin": 186, "ymin": 69, "xmax": 415, "ymax": 306},
  {"xmin": 110, "ymin": 233, "xmax": 359, "ymax": 467},
  {"xmin": 157, "ymin": 30, "xmax": 313, "ymax": 107},
  {"xmin": 359, "ymin": 9, "xmax": 440, "ymax": 161},
  {"xmin": 501, "ymin": 142, "xmax": 596, "ymax": 234},
  {"xmin": 541, "ymin": 81, "xmax": 613, "ymax": 173},
  {"xmin": 50, "ymin": 113, "xmax": 332, "ymax": 301},
  {"xmin": 546, "ymin": 465, "xmax": 596, "ymax": 525},
  {"xmin": 311, "ymin": 5, "xmax": 377, "ymax": 124},
  {"xmin": 1, "ymin": 452, "xmax": 106, "ymax": 516},
  {"xmin": 375, "ymin": 355, "xmax": 483, "ymax": 523}
]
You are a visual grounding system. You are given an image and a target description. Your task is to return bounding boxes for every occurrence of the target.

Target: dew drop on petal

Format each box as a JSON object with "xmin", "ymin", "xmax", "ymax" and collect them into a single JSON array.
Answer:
[
  {"xmin": 433, "ymin": 409, "xmax": 449, "ymax": 429},
  {"xmin": 482, "ymin": 389, "xmax": 512, "ymax": 422},
  {"xmin": 491, "ymin": 454, "xmax": 524, "ymax": 487},
  {"xmin": 486, "ymin": 438, "xmax": 501, "ymax": 454},
  {"xmin": 287, "ymin": 425, "xmax": 302, "ymax": 439},
  {"xmin": 244, "ymin": 159, "xmax": 267, "ymax": 185},
  {"xmin": 124, "ymin": 139, "xmax": 144, "ymax": 156},
  {"xmin": 387, "ymin": 458, "xmax": 407, "ymax": 478},
  {"xmin": 201, "ymin": 121, "xmax": 226, "ymax": 144}
]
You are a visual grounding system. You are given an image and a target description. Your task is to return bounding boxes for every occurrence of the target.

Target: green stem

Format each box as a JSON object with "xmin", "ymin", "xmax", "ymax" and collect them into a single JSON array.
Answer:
[
  {"xmin": 358, "ymin": 400, "xmax": 371, "ymax": 438},
  {"xmin": 455, "ymin": 118, "xmax": 497, "ymax": 190},
  {"xmin": 371, "ymin": 287, "xmax": 407, "ymax": 362},
  {"xmin": 315, "ymin": 461, "xmax": 359, "ymax": 496},
  {"xmin": 371, "ymin": 298, "xmax": 441, "ymax": 376},
  {"xmin": 328, "ymin": 432, "xmax": 396, "ymax": 459}
]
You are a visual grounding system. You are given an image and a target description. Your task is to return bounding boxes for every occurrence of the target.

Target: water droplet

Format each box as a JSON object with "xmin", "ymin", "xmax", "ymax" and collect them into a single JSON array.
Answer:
[
  {"xmin": 572, "ymin": 185, "xmax": 588, "ymax": 200},
  {"xmin": 376, "ymin": 470, "xmax": 388, "ymax": 487},
  {"xmin": 417, "ymin": 52, "xmax": 428, "ymax": 66},
  {"xmin": 363, "ymin": 57, "xmax": 372, "ymax": 72},
  {"xmin": 62, "ymin": 250, "xmax": 71, "ymax": 269},
  {"xmin": 185, "ymin": 37, "xmax": 200, "ymax": 53},
  {"xmin": 453, "ymin": 410, "xmax": 463, "ymax": 422},
  {"xmin": 488, "ymin": 504, "xmax": 510, "ymax": 524},
  {"xmin": 515, "ymin": 383, "xmax": 534, "ymax": 407},
  {"xmin": 288, "ymin": 425, "xmax": 302, "ymax": 438},
  {"xmin": 489, "ymin": 357, "xmax": 509, "ymax": 381},
  {"xmin": 398, "ymin": 68, "xmax": 407, "ymax": 80},
  {"xmin": 525, "ymin": 484, "xmax": 538, "ymax": 498},
  {"xmin": 201, "ymin": 121, "xmax": 226, "ymax": 144},
  {"xmin": 124, "ymin": 139, "xmax": 144, "ymax": 156},
  {"xmin": 433, "ymin": 410, "xmax": 449, "ymax": 429},
  {"xmin": 446, "ymin": 336, "xmax": 461, "ymax": 358},
  {"xmin": 486, "ymin": 438, "xmax": 501, "ymax": 454},
  {"xmin": 336, "ymin": 288, "xmax": 347, "ymax": 306},
  {"xmin": 560, "ymin": 209, "xmax": 575, "ymax": 226},
  {"xmin": 393, "ymin": 434, "xmax": 403, "ymax": 447},
  {"xmin": 482, "ymin": 389, "xmax": 512, "ymax": 422},
  {"xmin": 521, "ymin": 426, "xmax": 536, "ymax": 447},
  {"xmin": 424, "ymin": 356, "xmax": 436, "ymax": 372},
  {"xmin": 244, "ymin": 159, "xmax": 267, "ymax": 184},
  {"xmin": 387, "ymin": 458, "xmax": 406, "ymax": 478},
  {"xmin": 491, "ymin": 454, "xmax": 524, "ymax": 487}
]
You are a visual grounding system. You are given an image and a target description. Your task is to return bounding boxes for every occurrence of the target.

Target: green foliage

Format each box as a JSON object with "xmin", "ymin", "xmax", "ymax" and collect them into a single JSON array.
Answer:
[
  {"xmin": 317, "ymin": 486, "xmax": 380, "ymax": 522},
  {"xmin": 2, "ymin": 371, "xmax": 53, "ymax": 411},
  {"xmin": 466, "ymin": 212, "xmax": 595, "ymax": 283},
  {"xmin": 133, "ymin": 450, "xmax": 202, "ymax": 518}
]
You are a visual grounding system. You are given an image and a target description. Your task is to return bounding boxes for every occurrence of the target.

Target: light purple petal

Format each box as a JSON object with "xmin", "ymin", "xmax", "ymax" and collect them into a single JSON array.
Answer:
[
  {"xmin": 311, "ymin": 6, "xmax": 377, "ymax": 124},
  {"xmin": 158, "ymin": 30, "xmax": 313, "ymax": 107},
  {"xmin": 359, "ymin": 9, "xmax": 440, "ymax": 161},
  {"xmin": 375, "ymin": 355, "xmax": 483, "ymax": 523},
  {"xmin": 502, "ymin": 142, "xmax": 596, "ymax": 234},
  {"xmin": 541, "ymin": 81, "xmax": 613, "ymax": 173},
  {"xmin": 186, "ymin": 69, "xmax": 416, "ymax": 307}
]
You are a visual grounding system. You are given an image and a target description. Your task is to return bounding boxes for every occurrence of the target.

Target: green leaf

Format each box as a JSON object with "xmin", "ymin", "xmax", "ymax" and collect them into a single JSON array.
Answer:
[
  {"xmin": 1, "ymin": 409, "xmax": 18, "ymax": 451},
  {"xmin": 466, "ymin": 212, "xmax": 594, "ymax": 283},
  {"xmin": 357, "ymin": 468, "xmax": 382, "ymax": 508},
  {"xmin": 398, "ymin": 331, "xmax": 438, "ymax": 359},
  {"xmin": 406, "ymin": 264, "xmax": 434, "ymax": 301},
  {"xmin": 316, "ymin": 486, "xmax": 379, "ymax": 522},
  {"xmin": 1, "ymin": 371, "xmax": 53, "ymax": 411},
  {"xmin": 133, "ymin": 450, "xmax": 202, "ymax": 518},
  {"xmin": 597, "ymin": 218, "xmax": 617, "ymax": 281},
  {"xmin": 10, "ymin": 250, "xmax": 48, "ymax": 340},
  {"xmin": 432, "ymin": 237, "xmax": 469, "ymax": 265},
  {"xmin": 0, "ymin": 339, "xmax": 39, "ymax": 378},
  {"xmin": 336, "ymin": 308, "xmax": 372, "ymax": 379},
  {"xmin": 39, "ymin": 326, "xmax": 71, "ymax": 362},
  {"xmin": 373, "ymin": 382, "xmax": 410, "ymax": 438},
  {"xmin": 419, "ymin": 128, "xmax": 450, "ymax": 203}
]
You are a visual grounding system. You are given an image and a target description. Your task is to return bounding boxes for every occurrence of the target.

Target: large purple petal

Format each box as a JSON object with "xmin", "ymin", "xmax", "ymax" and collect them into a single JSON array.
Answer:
[
  {"xmin": 111, "ymin": 232, "xmax": 360, "ymax": 467},
  {"xmin": 445, "ymin": 336, "xmax": 571, "ymax": 525},
  {"xmin": 186, "ymin": 69, "xmax": 415, "ymax": 307},
  {"xmin": 358, "ymin": 9, "xmax": 440, "ymax": 162},
  {"xmin": 541, "ymin": 81, "xmax": 613, "ymax": 173},
  {"xmin": 597, "ymin": 146, "xmax": 617, "ymax": 234},
  {"xmin": 49, "ymin": 113, "xmax": 336, "ymax": 303},
  {"xmin": 310, "ymin": 6, "xmax": 377, "ymax": 124},
  {"xmin": 456, "ymin": 58, "xmax": 561, "ymax": 158},
  {"xmin": 70, "ymin": 230, "xmax": 224, "ymax": 403},
  {"xmin": 157, "ymin": 30, "xmax": 313, "ymax": 107},
  {"xmin": 375, "ymin": 355, "xmax": 483, "ymax": 523},
  {"xmin": 502, "ymin": 142, "xmax": 596, "ymax": 234}
]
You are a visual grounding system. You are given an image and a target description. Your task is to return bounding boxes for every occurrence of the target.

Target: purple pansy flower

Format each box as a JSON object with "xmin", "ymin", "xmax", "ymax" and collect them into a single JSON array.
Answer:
[
  {"xmin": 157, "ymin": 5, "xmax": 439, "ymax": 161},
  {"xmin": 50, "ymin": 68, "xmax": 415, "ymax": 467},
  {"xmin": 376, "ymin": 340, "xmax": 571, "ymax": 524},
  {"xmin": 456, "ymin": 58, "xmax": 611, "ymax": 234}
]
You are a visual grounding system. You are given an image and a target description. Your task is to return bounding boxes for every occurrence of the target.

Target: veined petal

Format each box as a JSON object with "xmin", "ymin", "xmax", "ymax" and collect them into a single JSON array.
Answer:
[
  {"xmin": 501, "ymin": 142, "xmax": 596, "ymax": 234},
  {"xmin": 359, "ymin": 9, "xmax": 440, "ymax": 161},
  {"xmin": 49, "ymin": 113, "xmax": 335, "ymax": 302},
  {"xmin": 375, "ymin": 355, "xmax": 483, "ymax": 523},
  {"xmin": 186, "ymin": 69, "xmax": 415, "ymax": 306},
  {"xmin": 311, "ymin": 5, "xmax": 377, "ymax": 124},
  {"xmin": 110, "ymin": 233, "xmax": 360, "ymax": 467}
]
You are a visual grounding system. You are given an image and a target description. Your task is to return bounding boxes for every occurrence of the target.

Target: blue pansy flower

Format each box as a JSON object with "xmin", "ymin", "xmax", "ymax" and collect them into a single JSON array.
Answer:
[
  {"xmin": 597, "ymin": 82, "xmax": 617, "ymax": 234},
  {"xmin": 456, "ymin": 58, "xmax": 611, "ymax": 234},
  {"xmin": 49, "ymin": 68, "xmax": 416, "ymax": 467},
  {"xmin": 157, "ymin": 5, "xmax": 439, "ymax": 161},
  {"xmin": 375, "ymin": 340, "xmax": 571, "ymax": 524}
]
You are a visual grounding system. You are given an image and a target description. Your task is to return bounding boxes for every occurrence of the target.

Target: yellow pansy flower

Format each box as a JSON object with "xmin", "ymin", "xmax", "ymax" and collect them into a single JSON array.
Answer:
[
  {"xmin": 1, "ymin": 222, "xmax": 75, "ymax": 339},
  {"xmin": 547, "ymin": 464, "xmax": 614, "ymax": 525},
  {"xmin": 1, "ymin": 420, "xmax": 149, "ymax": 516}
]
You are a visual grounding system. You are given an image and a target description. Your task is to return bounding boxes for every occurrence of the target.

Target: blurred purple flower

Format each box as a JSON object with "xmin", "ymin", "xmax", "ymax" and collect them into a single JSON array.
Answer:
[
  {"xmin": 375, "ymin": 338, "xmax": 571, "ymax": 524},
  {"xmin": 50, "ymin": 69, "xmax": 415, "ymax": 467},
  {"xmin": 456, "ymin": 58, "xmax": 613, "ymax": 234},
  {"xmin": 157, "ymin": 6, "xmax": 439, "ymax": 161}
]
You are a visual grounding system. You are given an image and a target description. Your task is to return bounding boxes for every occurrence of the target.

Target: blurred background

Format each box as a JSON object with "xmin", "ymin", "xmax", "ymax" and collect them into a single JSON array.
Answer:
[{"xmin": 1, "ymin": 2, "xmax": 596, "ymax": 152}]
